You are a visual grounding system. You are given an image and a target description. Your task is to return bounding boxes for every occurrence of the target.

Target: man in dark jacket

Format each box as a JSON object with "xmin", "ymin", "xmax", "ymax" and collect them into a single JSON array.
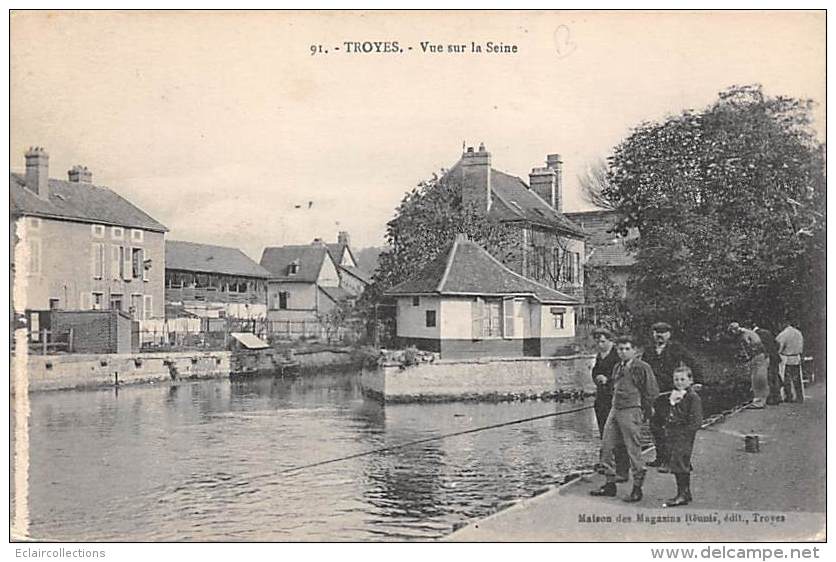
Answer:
[
  {"xmin": 590, "ymin": 327, "xmax": 629, "ymax": 482},
  {"xmin": 753, "ymin": 322, "xmax": 781, "ymax": 405},
  {"xmin": 642, "ymin": 322, "xmax": 702, "ymax": 470}
]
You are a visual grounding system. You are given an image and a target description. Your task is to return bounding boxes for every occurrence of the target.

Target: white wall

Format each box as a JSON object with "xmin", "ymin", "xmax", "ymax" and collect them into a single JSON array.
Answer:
[
  {"xmin": 439, "ymin": 298, "xmax": 471, "ymax": 339},
  {"xmin": 540, "ymin": 303, "xmax": 576, "ymax": 338},
  {"xmin": 396, "ymin": 295, "xmax": 441, "ymax": 339},
  {"xmin": 317, "ymin": 253, "xmax": 340, "ymax": 287}
]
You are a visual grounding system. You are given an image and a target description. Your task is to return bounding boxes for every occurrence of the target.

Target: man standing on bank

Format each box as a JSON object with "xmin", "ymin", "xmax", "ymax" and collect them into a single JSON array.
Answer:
[
  {"xmin": 590, "ymin": 335, "xmax": 659, "ymax": 503},
  {"xmin": 642, "ymin": 322, "xmax": 702, "ymax": 471},
  {"xmin": 728, "ymin": 322, "xmax": 769, "ymax": 409},
  {"xmin": 590, "ymin": 328, "xmax": 630, "ymax": 482}
]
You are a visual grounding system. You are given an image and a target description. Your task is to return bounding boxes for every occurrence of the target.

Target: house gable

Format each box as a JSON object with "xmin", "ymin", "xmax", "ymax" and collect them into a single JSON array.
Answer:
[{"xmin": 316, "ymin": 249, "xmax": 340, "ymax": 287}]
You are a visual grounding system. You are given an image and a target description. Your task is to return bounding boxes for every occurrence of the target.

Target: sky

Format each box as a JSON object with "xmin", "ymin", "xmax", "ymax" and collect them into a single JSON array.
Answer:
[{"xmin": 10, "ymin": 10, "xmax": 825, "ymax": 261}]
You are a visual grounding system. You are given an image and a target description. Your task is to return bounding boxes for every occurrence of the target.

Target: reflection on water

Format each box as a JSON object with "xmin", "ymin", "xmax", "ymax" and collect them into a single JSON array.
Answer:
[{"xmin": 14, "ymin": 372, "xmax": 602, "ymax": 541}]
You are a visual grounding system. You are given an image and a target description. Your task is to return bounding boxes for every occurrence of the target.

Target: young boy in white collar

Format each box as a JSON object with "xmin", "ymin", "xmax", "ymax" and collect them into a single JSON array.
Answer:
[{"xmin": 663, "ymin": 366, "xmax": 703, "ymax": 507}]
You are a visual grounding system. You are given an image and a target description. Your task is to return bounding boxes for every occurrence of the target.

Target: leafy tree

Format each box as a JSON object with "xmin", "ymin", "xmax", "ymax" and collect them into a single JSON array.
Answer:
[
  {"xmin": 601, "ymin": 85, "xmax": 824, "ymax": 358},
  {"xmin": 369, "ymin": 172, "xmax": 518, "ymax": 295},
  {"xmin": 357, "ymin": 172, "xmax": 519, "ymax": 344}
]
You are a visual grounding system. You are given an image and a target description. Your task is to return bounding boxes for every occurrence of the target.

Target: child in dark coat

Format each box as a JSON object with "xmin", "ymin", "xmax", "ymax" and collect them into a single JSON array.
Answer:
[{"xmin": 663, "ymin": 366, "xmax": 703, "ymax": 507}]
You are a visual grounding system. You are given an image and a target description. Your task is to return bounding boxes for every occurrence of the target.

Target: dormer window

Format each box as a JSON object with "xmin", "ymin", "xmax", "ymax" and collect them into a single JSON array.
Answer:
[
  {"xmin": 91, "ymin": 224, "xmax": 105, "ymax": 238},
  {"xmin": 288, "ymin": 261, "xmax": 299, "ymax": 275}
]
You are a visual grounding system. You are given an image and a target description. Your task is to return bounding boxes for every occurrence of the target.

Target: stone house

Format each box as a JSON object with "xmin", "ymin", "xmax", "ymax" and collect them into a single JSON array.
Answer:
[
  {"xmin": 164, "ymin": 240, "xmax": 270, "ymax": 320},
  {"xmin": 563, "ymin": 209, "xmax": 637, "ymax": 300},
  {"xmin": 260, "ymin": 239, "xmax": 355, "ymax": 336},
  {"xmin": 10, "ymin": 148, "xmax": 167, "ymax": 338},
  {"xmin": 386, "ymin": 234, "xmax": 578, "ymax": 359},
  {"xmin": 445, "ymin": 144, "xmax": 587, "ymax": 302}
]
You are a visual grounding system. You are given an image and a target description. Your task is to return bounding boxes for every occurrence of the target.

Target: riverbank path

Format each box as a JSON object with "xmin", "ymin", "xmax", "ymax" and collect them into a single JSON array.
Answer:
[{"xmin": 448, "ymin": 381, "xmax": 826, "ymax": 542}]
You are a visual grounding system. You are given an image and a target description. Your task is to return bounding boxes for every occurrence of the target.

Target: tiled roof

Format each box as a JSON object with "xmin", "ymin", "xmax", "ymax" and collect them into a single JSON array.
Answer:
[
  {"xmin": 339, "ymin": 265, "xmax": 371, "ymax": 284},
  {"xmin": 564, "ymin": 209, "xmax": 637, "ymax": 268},
  {"xmin": 166, "ymin": 240, "xmax": 270, "ymax": 278},
  {"xmin": 9, "ymin": 173, "xmax": 167, "ymax": 232},
  {"xmin": 319, "ymin": 285, "xmax": 353, "ymax": 303},
  {"xmin": 444, "ymin": 162, "xmax": 585, "ymax": 237},
  {"xmin": 386, "ymin": 235, "xmax": 578, "ymax": 304},
  {"xmin": 260, "ymin": 244, "xmax": 330, "ymax": 282}
]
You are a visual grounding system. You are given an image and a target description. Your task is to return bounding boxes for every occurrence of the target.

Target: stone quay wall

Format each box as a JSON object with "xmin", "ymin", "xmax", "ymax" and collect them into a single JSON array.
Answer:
[{"xmin": 361, "ymin": 354, "xmax": 596, "ymax": 403}]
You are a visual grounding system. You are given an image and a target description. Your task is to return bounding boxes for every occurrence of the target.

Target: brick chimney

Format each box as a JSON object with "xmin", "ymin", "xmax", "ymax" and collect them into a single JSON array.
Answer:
[
  {"xmin": 67, "ymin": 165, "xmax": 92, "ymax": 183},
  {"xmin": 529, "ymin": 167, "xmax": 556, "ymax": 209},
  {"xmin": 461, "ymin": 143, "xmax": 492, "ymax": 215},
  {"xmin": 337, "ymin": 231, "xmax": 350, "ymax": 247},
  {"xmin": 24, "ymin": 147, "xmax": 49, "ymax": 199},
  {"xmin": 545, "ymin": 153, "xmax": 563, "ymax": 213}
]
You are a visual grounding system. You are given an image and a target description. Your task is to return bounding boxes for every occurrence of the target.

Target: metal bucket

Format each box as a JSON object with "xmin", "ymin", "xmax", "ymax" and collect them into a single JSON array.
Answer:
[{"xmin": 744, "ymin": 434, "xmax": 760, "ymax": 453}]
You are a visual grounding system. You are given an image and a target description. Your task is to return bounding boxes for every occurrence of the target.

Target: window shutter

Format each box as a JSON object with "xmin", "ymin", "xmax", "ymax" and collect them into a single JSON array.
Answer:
[
  {"xmin": 143, "ymin": 295, "xmax": 153, "ymax": 319},
  {"xmin": 503, "ymin": 299, "xmax": 515, "ymax": 338},
  {"xmin": 142, "ymin": 249, "xmax": 149, "ymax": 281},
  {"xmin": 123, "ymin": 247, "xmax": 133, "ymax": 280},
  {"xmin": 111, "ymin": 246, "xmax": 121, "ymax": 280},
  {"xmin": 471, "ymin": 298, "xmax": 484, "ymax": 339}
]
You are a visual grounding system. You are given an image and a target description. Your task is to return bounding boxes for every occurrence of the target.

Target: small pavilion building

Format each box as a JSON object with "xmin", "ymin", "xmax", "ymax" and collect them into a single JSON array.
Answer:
[{"xmin": 386, "ymin": 235, "xmax": 579, "ymax": 359}]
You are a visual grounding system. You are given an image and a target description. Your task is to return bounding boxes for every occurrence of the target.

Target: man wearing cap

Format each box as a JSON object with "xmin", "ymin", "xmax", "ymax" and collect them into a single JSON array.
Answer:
[
  {"xmin": 590, "ymin": 327, "xmax": 629, "ymax": 482},
  {"xmin": 642, "ymin": 322, "xmax": 702, "ymax": 470},
  {"xmin": 728, "ymin": 322, "xmax": 769, "ymax": 409}
]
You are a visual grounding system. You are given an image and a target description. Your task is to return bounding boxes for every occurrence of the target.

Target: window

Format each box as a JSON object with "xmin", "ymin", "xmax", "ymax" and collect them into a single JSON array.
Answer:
[
  {"xmin": 143, "ymin": 295, "xmax": 153, "ymax": 320},
  {"xmin": 425, "ymin": 310, "xmax": 437, "ymax": 328},
  {"xmin": 92, "ymin": 292, "xmax": 104, "ymax": 310},
  {"xmin": 550, "ymin": 307, "xmax": 566, "ymax": 330},
  {"xmin": 472, "ymin": 297, "xmax": 503, "ymax": 338},
  {"xmin": 111, "ymin": 245, "xmax": 125, "ymax": 280},
  {"xmin": 412, "ymin": 296, "xmax": 420, "ymax": 307},
  {"xmin": 111, "ymin": 226, "xmax": 124, "ymax": 240},
  {"xmin": 131, "ymin": 248, "xmax": 143, "ymax": 279},
  {"xmin": 130, "ymin": 229, "xmax": 144, "ymax": 243},
  {"xmin": 110, "ymin": 293, "xmax": 124, "ymax": 311},
  {"xmin": 288, "ymin": 262, "xmax": 299, "ymax": 275},
  {"xmin": 552, "ymin": 248, "xmax": 562, "ymax": 281},
  {"xmin": 278, "ymin": 291, "xmax": 289, "ymax": 310},
  {"xmin": 27, "ymin": 238, "xmax": 41, "ymax": 276},
  {"xmin": 92, "ymin": 224, "xmax": 105, "ymax": 238},
  {"xmin": 49, "ymin": 298, "xmax": 61, "ymax": 310},
  {"xmin": 575, "ymin": 252, "xmax": 582, "ymax": 284},
  {"xmin": 91, "ymin": 243, "xmax": 105, "ymax": 279}
]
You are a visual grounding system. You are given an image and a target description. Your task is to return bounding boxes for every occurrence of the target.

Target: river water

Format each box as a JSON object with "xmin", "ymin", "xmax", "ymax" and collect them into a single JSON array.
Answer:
[{"xmin": 13, "ymin": 371, "xmax": 606, "ymax": 541}]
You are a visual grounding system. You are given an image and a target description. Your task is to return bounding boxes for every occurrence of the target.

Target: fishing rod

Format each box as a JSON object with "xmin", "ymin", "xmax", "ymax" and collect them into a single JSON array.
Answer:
[{"xmin": 278, "ymin": 402, "xmax": 596, "ymax": 475}]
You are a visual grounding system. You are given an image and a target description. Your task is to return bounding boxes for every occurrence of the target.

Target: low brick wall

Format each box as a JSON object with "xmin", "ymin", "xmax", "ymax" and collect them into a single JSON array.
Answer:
[
  {"xmin": 12, "ymin": 351, "xmax": 233, "ymax": 393},
  {"xmin": 361, "ymin": 354, "xmax": 596, "ymax": 402}
]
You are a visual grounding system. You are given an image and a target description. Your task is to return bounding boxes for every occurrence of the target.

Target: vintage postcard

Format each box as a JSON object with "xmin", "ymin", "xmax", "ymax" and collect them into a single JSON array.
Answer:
[{"xmin": 8, "ymin": 9, "xmax": 826, "ymax": 547}]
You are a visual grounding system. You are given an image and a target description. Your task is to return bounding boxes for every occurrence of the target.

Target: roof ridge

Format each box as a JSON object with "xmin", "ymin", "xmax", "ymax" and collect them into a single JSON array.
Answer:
[
  {"xmin": 436, "ymin": 235, "xmax": 463, "ymax": 292},
  {"xmin": 167, "ymin": 239, "xmax": 247, "ymax": 251}
]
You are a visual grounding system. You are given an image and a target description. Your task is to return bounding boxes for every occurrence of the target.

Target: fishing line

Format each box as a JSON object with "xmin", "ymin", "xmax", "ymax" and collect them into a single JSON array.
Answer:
[{"xmin": 277, "ymin": 402, "xmax": 595, "ymax": 475}]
